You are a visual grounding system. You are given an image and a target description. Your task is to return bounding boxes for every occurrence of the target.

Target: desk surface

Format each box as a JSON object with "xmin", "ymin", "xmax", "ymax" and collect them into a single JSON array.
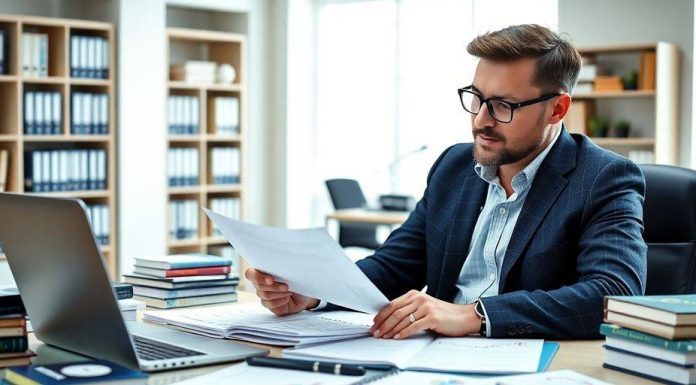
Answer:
[
  {"xmin": 26, "ymin": 292, "xmax": 659, "ymax": 385},
  {"xmin": 326, "ymin": 209, "xmax": 409, "ymax": 226}
]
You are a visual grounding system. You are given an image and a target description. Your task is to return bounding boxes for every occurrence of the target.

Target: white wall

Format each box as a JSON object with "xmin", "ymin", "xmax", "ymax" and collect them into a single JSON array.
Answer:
[
  {"xmin": 116, "ymin": 0, "xmax": 168, "ymax": 275},
  {"xmin": 559, "ymin": 0, "xmax": 694, "ymax": 168}
]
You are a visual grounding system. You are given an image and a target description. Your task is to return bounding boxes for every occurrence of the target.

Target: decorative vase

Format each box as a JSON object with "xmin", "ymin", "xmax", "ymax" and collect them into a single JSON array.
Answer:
[{"xmin": 217, "ymin": 64, "xmax": 236, "ymax": 84}]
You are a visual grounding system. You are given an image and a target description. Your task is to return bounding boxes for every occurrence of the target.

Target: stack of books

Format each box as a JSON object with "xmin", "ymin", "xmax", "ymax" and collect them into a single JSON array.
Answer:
[
  {"xmin": 0, "ymin": 287, "xmax": 33, "ymax": 368},
  {"xmin": 170, "ymin": 61, "xmax": 217, "ymax": 84},
  {"xmin": 124, "ymin": 254, "xmax": 238, "ymax": 309},
  {"xmin": 602, "ymin": 294, "xmax": 696, "ymax": 384}
]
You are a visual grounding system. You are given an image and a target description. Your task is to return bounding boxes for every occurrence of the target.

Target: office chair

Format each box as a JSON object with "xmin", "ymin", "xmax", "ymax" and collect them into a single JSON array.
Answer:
[
  {"xmin": 640, "ymin": 164, "xmax": 696, "ymax": 294},
  {"xmin": 325, "ymin": 179, "xmax": 382, "ymax": 250}
]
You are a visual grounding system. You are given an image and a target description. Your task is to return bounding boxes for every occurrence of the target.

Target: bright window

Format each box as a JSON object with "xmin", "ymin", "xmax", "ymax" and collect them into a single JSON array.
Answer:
[{"xmin": 312, "ymin": 0, "xmax": 558, "ymax": 225}]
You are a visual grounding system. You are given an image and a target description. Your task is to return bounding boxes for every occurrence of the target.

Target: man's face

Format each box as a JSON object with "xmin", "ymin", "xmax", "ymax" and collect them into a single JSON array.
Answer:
[{"xmin": 470, "ymin": 58, "xmax": 554, "ymax": 168}]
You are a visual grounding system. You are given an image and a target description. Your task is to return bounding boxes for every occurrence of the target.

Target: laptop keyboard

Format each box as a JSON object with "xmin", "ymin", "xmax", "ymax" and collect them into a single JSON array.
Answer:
[{"xmin": 132, "ymin": 335, "xmax": 205, "ymax": 361}]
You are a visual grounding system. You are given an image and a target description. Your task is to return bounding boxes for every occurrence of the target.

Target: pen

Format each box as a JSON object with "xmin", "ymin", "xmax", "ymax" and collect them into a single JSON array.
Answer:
[{"xmin": 246, "ymin": 356, "xmax": 367, "ymax": 376}]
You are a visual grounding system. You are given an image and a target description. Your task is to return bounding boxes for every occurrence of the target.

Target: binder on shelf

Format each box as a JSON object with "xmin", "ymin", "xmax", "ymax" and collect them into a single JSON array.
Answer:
[
  {"xmin": 211, "ymin": 147, "xmax": 240, "ymax": 184},
  {"xmin": 71, "ymin": 35, "xmax": 109, "ymax": 79},
  {"xmin": 21, "ymin": 32, "xmax": 49, "ymax": 78},
  {"xmin": 35, "ymin": 91, "xmax": 44, "ymax": 134},
  {"xmin": 38, "ymin": 33, "xmax": 48, "ymax": 77},
  {"xmin": 0, "ymin": 149, "xmax": 8, "ymax": 192},
  {"xmin": 24, "ymin": 92, "xmax": 34, "ymax": 135},
  {"xmin": 168, "ymin": 96, "xmax": 199, "ymax": 135},
  {"xmin": 169, "ymin": 199, "xmax": 199, "ymax": 240},
  {"xmin": 0, "ymin": 29, "xmax": 5, "ymax": 75},
  {"xmin": 213, "ymin": 97, "xmax": 240, "ymax": 136},
  {"xmin": 70, "ymin": 35, "xmax": 79, "ymax": 77},
  {"xmin": 24, "ymin": 92, "xmax": 62, "ymax": 135},
  {"xmin": 24, "ymin": 149, "xmax": 107, "ymax": 193},
  {"xmin": 639, "ymin": 50, "xmax": 656, "ymax": 91}
]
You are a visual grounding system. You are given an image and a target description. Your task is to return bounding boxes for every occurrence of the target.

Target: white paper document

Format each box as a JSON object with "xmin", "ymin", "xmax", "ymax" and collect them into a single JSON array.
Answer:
[
  {"xmin": 171, "ymin": 362, "xmax": 363, "ymax": 385},
  {"xmin": 143, "ymin": 302, "xmax": 373, "ymax": 347},
  {"xmin": 368, "ymin": 370, "xmax": 614, "ymax": 385},
  {"xmin": 284, "ymin": 336, "xmax": 544, "ymax": 374},
  {"xmin": 204, "ymin": 209, "xmax": 389, "ymax": 313}
]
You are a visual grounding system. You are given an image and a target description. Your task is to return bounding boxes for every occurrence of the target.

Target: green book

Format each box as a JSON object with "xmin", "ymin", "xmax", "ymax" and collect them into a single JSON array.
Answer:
[
  {"xmin": 605, "ymin": 294, "xmax": 696, "ymax": 326},
  {"xmin": 600, "ymin": 323, "xmax": 696, "ymax": 353}
]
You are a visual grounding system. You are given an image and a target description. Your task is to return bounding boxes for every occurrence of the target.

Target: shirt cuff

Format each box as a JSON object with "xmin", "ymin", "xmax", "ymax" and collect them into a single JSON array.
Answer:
[
  {"xmin": 478, "ymin": 300, "xmax": 491, "ymax": 337},
  {"xmin": 310, "ymin": 299, "xmax": 327, "ymax": 311}
]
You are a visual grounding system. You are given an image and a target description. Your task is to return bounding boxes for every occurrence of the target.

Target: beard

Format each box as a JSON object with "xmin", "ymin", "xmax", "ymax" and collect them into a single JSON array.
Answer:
[{"xmin": 472, "ymin": 126, "xmax": 543, "ymax": 168}]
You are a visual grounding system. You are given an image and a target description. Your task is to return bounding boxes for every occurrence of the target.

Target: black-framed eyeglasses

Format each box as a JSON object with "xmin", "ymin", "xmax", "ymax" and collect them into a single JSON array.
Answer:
[{"xmin": 457, "ymin": 86, "xmax": 560, "ymax": 123}]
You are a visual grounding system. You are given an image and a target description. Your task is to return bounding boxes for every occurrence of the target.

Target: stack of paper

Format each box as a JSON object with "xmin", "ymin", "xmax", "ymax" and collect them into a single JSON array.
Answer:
[{"xmin": 143, "ymin": 302, "xmax": 372, "ymax": 347}]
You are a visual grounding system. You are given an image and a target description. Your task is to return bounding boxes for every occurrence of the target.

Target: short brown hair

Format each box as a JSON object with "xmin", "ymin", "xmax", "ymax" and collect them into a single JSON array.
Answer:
[{"xmin": 467, "ymin": 24, "xmax": 581, "ymax": 94}]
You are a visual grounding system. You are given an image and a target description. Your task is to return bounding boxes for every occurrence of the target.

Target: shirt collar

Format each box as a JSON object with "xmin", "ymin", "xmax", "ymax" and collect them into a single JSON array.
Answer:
[{"xmin": 474, "ymin": 127, "xmax": 563, "ymax": 186}]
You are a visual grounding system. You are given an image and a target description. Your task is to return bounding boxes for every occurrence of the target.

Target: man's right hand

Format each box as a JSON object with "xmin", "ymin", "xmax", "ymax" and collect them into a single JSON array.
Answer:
[{"xmin": 245, "ymin": 268, "xmax": 320, "ymax": 316}]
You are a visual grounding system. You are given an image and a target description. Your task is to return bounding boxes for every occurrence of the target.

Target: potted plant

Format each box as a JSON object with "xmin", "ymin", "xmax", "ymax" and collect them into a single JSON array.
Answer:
[
  {"xmin": 613, "ymin": 120, "xmax": 631, "ymax": 138},
  {"xmin": 588, "ymin": 116, "xmax": 609, "ymax": 137},
  {"xmin": 621, "ymin": 70, "xmax": 638, "ymax": 90}
]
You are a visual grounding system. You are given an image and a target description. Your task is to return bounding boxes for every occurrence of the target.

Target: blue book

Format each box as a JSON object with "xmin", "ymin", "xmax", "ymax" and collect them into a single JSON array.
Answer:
[
  {"xmin": 6, "ymin": 359, "xmax": 147, "ymax": 385},
  {"xmin": 134, "ymin": 254, "xmax": 233, "ymax": 270}
]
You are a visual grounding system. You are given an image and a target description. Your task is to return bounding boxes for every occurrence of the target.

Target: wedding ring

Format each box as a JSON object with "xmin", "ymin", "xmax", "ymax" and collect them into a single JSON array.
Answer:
[{"xmin": 408, "ymin": 313, "xmax": 416, "ymax": 324}]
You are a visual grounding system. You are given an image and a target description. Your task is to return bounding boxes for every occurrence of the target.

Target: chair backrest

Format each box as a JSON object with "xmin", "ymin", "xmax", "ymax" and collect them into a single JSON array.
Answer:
[
  {"xmin": 640, "ymin": 164, "xmax": 696, "ymax": 295},
  {"xmin": 325, "ymin": 179, "xmax": 381, "ymax": 250},
  {"xmin": 325, "ymin": 179, "xmax": 368, "ymax": 209}
]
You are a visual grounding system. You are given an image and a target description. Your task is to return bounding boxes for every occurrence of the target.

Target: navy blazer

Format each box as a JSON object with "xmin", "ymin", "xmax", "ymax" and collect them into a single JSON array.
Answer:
[{"xmin": 355, "ymin": 128, "xmax": 647, "ymax": 339}]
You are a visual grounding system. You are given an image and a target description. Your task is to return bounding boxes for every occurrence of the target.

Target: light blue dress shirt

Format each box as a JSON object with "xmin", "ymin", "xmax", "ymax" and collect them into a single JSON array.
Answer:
[{"xmin": 453, "ymin": 128, "xmax": 562, "ymax": 333}]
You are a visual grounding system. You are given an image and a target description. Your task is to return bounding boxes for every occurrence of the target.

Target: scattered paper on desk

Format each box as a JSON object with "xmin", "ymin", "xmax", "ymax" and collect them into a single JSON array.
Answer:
[
  {"xmin": 366, "ymin": 370, "xmax": 614, "ymax": 385},
  {"xmin": 408, "ymin": 337, "xmax": 544, "ymax": 374},
  {"xmin": 366, "ymin": 370, "xmax": 476, "ymax": 385},
  {"xmin": 143, "ymin": 302, "xmax": 373, "ymax": 347},
  {"xmin": 483, "ymin": 370, "xmax": 616, "ymax": 385},
  {"xmin": 171, "ymin": 362, "xmax": 363, "ymax": 385},
  {"xmin": 204, "ymin": 209, "xmax": 389, "ymax": 313}
]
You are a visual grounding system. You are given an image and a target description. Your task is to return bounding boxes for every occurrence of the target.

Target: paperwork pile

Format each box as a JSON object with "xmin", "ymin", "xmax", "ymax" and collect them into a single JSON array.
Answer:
[{"xmin": 143, "ymin": 302, "xmax": 372, "ymax": 347}]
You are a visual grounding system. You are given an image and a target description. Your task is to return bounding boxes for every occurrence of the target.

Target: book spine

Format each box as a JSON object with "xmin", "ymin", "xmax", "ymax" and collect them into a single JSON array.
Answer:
[
  {"xmin": 163, "ymin": 293, "xmax": 236, "ymax": 308},
  {"xmin": 165, "ymin": 266, "xmax": 230, "ymax": 277},
  {"xmin": 0, "ymin": 336, "xmax": 28, "ymax": 353},
  {"xmin": 601, "ymin": 323, "xmax": 696, "ymax": 353}
]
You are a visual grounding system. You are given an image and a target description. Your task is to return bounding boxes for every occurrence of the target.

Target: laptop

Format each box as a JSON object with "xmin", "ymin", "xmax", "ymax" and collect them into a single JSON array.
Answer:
[{"xmin": 0, "ymin": 193, "xmax": 268, "ymax": 371}]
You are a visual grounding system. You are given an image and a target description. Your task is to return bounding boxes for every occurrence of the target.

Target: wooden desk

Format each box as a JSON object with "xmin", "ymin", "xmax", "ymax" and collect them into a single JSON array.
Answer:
[
  {"xmin": 325, "ymin": 209, "xmax": 409, "ymax": 226},
  {"xmin": 26, "ymin": 292, "xmax": 659, "ymax": 384}
]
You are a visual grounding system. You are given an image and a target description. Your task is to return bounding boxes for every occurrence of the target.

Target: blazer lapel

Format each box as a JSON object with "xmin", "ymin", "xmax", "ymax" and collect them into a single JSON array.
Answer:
[
  {"xmin": 435, "ymin": 172, "xmax": 487, "ymax": 301},
  {"xmin": 499, "ymin": 128, "xmax": 577, "ymax": 288}
]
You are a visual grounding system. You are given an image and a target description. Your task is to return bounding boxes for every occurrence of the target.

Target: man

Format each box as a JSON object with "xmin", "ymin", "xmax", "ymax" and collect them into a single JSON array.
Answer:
[{"xmin": 246, "ymin": 24, "xmax": 647, "ymax": 339}]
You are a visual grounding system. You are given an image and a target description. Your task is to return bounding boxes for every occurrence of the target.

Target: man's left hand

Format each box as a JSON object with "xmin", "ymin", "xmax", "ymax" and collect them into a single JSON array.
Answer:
[{"xmin": 370, "ymin": 290, "xmax": 481, "ymax": 340}]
